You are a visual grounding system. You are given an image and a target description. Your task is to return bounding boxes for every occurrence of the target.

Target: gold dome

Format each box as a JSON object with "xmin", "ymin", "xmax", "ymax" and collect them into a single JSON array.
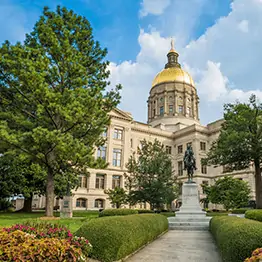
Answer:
[{"xmin": 152, "ymin": 67, "xmax": 195, "ymax": 87}]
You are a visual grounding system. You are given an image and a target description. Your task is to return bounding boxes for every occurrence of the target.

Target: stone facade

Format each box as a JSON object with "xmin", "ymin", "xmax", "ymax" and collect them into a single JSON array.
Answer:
[{"xmin": 33, "ymin": 43, "xmax": 256, "ymax": 211}]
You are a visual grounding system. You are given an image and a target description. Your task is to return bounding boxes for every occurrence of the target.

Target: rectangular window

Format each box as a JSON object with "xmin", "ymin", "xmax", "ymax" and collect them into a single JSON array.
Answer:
[
  {"xmin": 113, "ymin": 128, "xmax": 123, "ymax": 140},
  {"xmin": 95, "ymin": 174, "xmax": 105, "ymax": 189},
  {"xmin": 201, "ymin": 159, "xmax": 207, "ymax": 174},
  {"xmin": 166, "ymin": 145, "xmax": 172, "ymax": 154},
  {"xmin": 97, "ymin": 146, "xmax": 107, "ymax": 160},
  {"xmin": 113, "ymin": 148, "xmax": 122, "ymax": 167},
  {"xmin": 153, "ymin": 109, "xmax": 156, "ymax": 117},
  {"xmin": 178, "ymin": 105, "xmax": 183, "ymax": 113},
  {"xmin": 76, "ymin": 198, "xmax": 86, "ymax": 208},
  {"xmin": 169, "ymin": 105, "xmax": 173, "ymax": 113},
  {"xmin": 178, "ymin": 161, "xmax": 183, "ymax": 176},
  {"xmin": 78, "ymin": 176, "xmax": 88, "ymax": 188},
  {"xmin": 200, "ymin": 142, "xmax": 206, "ymax": 151},
  {"xmin": 160, "ymin": 106, "xmax": 164, "ymax": 116},
  {"xmin": 112, "ymin": 175, "xmax": 121, "ymax": 189},
  {"xmin": 177, "ymin": 145, "xmax": 183, "ymax": 154},
  {"xmin": 130, "ymin": 138, "xmax": 133, "ymax": 148}
]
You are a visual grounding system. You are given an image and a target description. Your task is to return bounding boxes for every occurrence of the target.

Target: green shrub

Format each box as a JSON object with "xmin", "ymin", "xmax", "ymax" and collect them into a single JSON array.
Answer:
[
  {"xmin": 206, "ymin": 212, "xmax": 229, "ymax": 217},
  {"xmin": 99, "ymin": 208, "xmax": 138, "ymax": 217},
  {"xmin": 231, "ymin": 208, "xmax": 251, "ymax": 214},
  {"xmin": 75, "ymin": 214, "xmax": 168, "ymax": 262},
  {"xmin": 246, "ymin": 210, "xmax": 262, "ymax": 222},
  {"xmin": 210, "ymin": 216, "xmax": 262, "ymax": 262},
  {"xmin": 160, "ymin": 212, "xmax": 176, "ymax": 217},
  {"xmin": 136, "ymin": 209, "xmax": 154, "ymax": 214}
]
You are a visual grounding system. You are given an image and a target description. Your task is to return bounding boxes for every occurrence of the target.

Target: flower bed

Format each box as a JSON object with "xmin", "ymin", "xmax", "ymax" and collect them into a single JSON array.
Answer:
[
  {"xmin": 1, "ymin": 222, "xmax": 92, "ymax": 261},
  {"xmin": 210, "ymin": 216, "xmax": 262, "ymax": 262},
  {"xmin": 245, "ymin": 247, "xmax": 262, "ymax": 261},
  {"xmin": 75, "ymin": 214, "xmax": 168, "ymax": 262}
]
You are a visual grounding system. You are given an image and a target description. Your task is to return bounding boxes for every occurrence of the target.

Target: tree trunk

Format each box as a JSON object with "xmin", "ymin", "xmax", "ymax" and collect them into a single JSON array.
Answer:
[
  {"xmin": 254, "ymin": 159, "xmax": 262, "ymax": 209},
  {"xmin": 45, "ymin": 170, "xmax": 55, "ymax": 217},
  {"xmin": 21, "ymin": 195, "xmax": 33, "ymax": 212}
]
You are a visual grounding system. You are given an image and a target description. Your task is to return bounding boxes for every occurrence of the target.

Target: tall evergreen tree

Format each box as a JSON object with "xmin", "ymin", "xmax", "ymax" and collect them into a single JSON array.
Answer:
[
  {"xmin": 205, "ymin": 95, "xmax": 262, "ymax": 208},
  {"xmin": 126, "ymin": 139, "xmax": 176, "ymax": 210},
  {"xmin": 0, "ymin": 6, "xmax": 121, "ymax": 216}
]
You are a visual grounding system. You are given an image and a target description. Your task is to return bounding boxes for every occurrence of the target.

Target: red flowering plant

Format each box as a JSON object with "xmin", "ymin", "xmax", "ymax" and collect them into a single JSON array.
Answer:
[
  {"xmin": 3, "ymin": 222, "xmax": 92, "ymax": 259},
  {"xmin": 245, "ymin": 248, "xmax": 262, "ymax": 262}
]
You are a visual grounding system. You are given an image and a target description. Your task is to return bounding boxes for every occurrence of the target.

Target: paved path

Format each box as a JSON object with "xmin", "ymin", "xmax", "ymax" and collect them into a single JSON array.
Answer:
[{"xmin": 127, "ymin": 231, "xmax": 222, "ymax": 262}]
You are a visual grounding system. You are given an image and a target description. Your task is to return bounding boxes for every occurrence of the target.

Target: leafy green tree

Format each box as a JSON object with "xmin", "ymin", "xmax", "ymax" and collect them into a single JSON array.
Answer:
[
  {"xmin": 205, "ymin": 95, "xmax": 262, "ymax": 208},
  {"xmin": 165, "ymin": 184, "xmax": 179, "ymax": 210},
  {"xmin": 104, "ymin": 187, "xmax": 128, "ymax": 209},
  {"xmin": 0, "ymin": 6, "xmax": 121, "ymax": 216},
  {"xmin": 200, "ymin": 183, "xmax": 211, "ymax": 209},
  {"xmin": 205, "ymin": 176, "xmax": 250, "ymax": 210},
  {"xmin": 0, "ymin": 153, "xmax": 46, "ymax": 212},
  {"xmin": 126, "ymin": 139, "xmax": 176, "ymax": 210}
]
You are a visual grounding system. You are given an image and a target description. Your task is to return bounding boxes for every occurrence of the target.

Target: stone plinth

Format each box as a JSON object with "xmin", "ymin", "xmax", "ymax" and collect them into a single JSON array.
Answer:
[
  {"xmin": 168, "ymin": 183, "xmax": 211, "ymax": 230},
  {"xmin": 60, "ymin": 196, "xmax": 73, "ymax": 218}
]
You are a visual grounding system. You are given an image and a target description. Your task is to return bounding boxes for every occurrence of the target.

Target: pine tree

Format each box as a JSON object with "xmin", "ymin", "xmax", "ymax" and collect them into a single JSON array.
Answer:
[{"xmin": 0, "ymin": 6, "xmax": 121, "ymax": 216}]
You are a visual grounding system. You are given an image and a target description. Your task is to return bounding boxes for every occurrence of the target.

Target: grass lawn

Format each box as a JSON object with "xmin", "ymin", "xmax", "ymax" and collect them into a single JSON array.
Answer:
[{"xmin": 0, "ymin": 211, "xmax": 99, "ymax": 233}]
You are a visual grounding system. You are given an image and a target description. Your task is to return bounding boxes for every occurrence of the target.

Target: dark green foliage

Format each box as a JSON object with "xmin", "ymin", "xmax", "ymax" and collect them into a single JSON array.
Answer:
[
  {"xmin": 98, "ymin": 208, "xmax": 138, "ymax": 217},
  {"xmin": 245, "ymin": 210, "xmax": 262, "ymax": 222},
  {"xmin": 210, "ymin": 216, "xmax": 262, "ymax": 262},
  {"xmin": 104, "ymin": 187, "xmax": 128, "ymax": 208},
  {"xmin": 136, "ymin": 209, "xmax": 154, "ymax": 214},
  {"xmin": 75, "ymin": 214, "xmax": 168, "ymax": 262},
  {"xmin": 126, "ymin": 139, "xmax": 177, "ymax": 210},
  {"xmin": 231, "ymin": 208, "xmax": 251, "ymax": 214},
  {"xmin": 205, "ymin": 95, "xmax": 262, "ymax": 208},
  {"xmin": 0, "ymin": 6, "xmax": 121, "ymax": 216},
  {"xmin": 0, "ymin": 199, "xmax": 13, "ymax": 211},
  {"xmin": 204, "ymin": 176, "xmax": 250, "ymax": 210}
]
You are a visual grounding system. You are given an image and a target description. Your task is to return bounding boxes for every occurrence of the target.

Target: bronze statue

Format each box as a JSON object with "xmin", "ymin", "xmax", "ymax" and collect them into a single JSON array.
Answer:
[{"xmin": 183, "ymin": 144, "xmax": 197, "ymax": 183}]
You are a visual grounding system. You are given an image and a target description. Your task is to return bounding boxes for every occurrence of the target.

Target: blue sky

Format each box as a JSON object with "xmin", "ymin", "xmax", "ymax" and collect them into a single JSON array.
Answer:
[{"xmin": 1, "ymin": 0, "xmax": 262, "ymax": 125}]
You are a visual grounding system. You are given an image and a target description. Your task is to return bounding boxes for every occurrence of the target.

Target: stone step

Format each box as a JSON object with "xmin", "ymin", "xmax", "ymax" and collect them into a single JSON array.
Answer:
[
  {"xmin": 169, "ymin": 224, "xmax": 209, "ymax": 231},
  {"xmin": 168, "ymin": 217, "xmax": 211, "ymax": 222}
]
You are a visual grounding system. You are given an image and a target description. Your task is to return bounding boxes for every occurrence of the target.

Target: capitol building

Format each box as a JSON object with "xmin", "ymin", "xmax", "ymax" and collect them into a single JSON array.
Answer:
[{"xmin": 34, "ymin": 43, "xmax": 256, "ymax": 211}]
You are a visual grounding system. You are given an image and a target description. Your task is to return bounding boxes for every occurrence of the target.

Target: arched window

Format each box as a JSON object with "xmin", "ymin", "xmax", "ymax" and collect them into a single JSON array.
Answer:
[
  {"xmin": 95, "ymin": 199, "xmax": 105, "ymax": 208},
  {"xmin": 76, "ymin": 198, "xmax": 87, "ymax": 208}
]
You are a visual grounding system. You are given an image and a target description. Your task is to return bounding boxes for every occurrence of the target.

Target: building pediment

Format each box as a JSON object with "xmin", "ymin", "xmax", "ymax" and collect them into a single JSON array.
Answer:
[{"xmin": 109, "ymin": 108, "xmax": 133, "ymax": 121}]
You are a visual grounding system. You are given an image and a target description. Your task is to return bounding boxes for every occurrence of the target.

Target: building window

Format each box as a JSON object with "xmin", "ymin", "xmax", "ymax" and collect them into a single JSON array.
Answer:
[
  {"xmin": 169, "ymin": 105, "xmax": 173, "ymax": 113},
  {"xmin": 178, "ymin": 105, "xmax": 183, "ymax": 113},
  {"xmin": 160, "ymin": 106, "xmax": 164, "ymax": 116},
  {"xmin": 178, "ymin": 161, "xmax": 183, "ymax": 176},
  {"xmin": 113, "ymin": 128, "xmax": 123, "ymax": 140},
  {"xmin": 95, "ymin": 199, "xmax": 104, "ymax": 208},
  {"xmin": 130, "ymin": 138, "xmax": 133, "ymax": 148},
  {"xmin": 166, "ymin": 145, "xmax": 172, "ymax": 154},
  {"xmin": 95, "ymin": 174, "xmax": 105, "ymax": 189},
  {"xmin": 97, "ymin": 146, "xmax": 107, "ymax": 160},
  {"xmin": 178, "ymin": 145, "xmax": 183, "ymax": 154},
  {"xmin": 200, "ymin": 142, "xmax": 206, "ymax": 151},
  {"xmin": 201, "ymin": 159, "xmax": 207, "ymax": 174},
  {"xmin": 76, "ymin": 198, "xmax": 87, "ymax": 208},
  {"xmin": 112, "ymin": 175, "xmax": 121, "ymax": 189},
  {"xmin": 160, "ymin": 97, "xmax": 164, "ymax": 103},
  {"xmin": 78, "ymin": 176, "xmax": 87, "ymax": 188},
  {"xmin": 102, "ymin": 128, "xmax": 107, "ymax": 137},
  {"xmin": 113, "ymin": 148, "xmax": 122, "ymax": 167},
  {"xmin": 153, "ymin": 109, "xmax": 156, "ymax": 117}
]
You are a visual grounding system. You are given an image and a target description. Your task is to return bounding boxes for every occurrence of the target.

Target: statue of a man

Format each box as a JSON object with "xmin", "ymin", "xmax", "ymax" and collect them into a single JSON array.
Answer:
[{"xmin": 183, "ymin": 144, "xmax": 197, "ymax": 183}]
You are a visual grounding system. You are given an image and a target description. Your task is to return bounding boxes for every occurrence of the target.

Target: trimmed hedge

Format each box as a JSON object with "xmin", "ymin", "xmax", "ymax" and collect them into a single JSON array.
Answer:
[
  {"xmin": 210, "ymin": 216, "xmax": 262, "ymax": 262},
  {"xmin": 231, "ymin": 208, "xmax": 251, "ymax": 214},
  {"xmin": 245, "ymin": 210, "xmax": 262, "ymax": 222},
  {"xmin": 136, "ymin": 209, "xmax": 154, "ymax": 214},
  {"xmin": 75, "ymin": 214, "xmax": 168, "ymax": 262},
  {"xmin": 99, "ymin": 208, "xmax": 138, "ymax": 217}
]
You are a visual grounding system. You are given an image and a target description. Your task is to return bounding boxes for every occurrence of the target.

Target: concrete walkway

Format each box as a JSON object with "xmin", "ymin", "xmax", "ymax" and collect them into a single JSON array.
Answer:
[{"xmin": 127, "ymin": 231, "xmax": 222, "ymax": 262}]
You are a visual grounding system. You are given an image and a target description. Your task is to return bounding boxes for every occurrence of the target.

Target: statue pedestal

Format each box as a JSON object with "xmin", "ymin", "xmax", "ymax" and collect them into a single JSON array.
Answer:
[
  {"xmin": 60, "ymin": 196, "xmax": 73, "ymax": 218},
  {"xmin": 168, "ymin": 183, "xmax": 211, "ymax": 230}
]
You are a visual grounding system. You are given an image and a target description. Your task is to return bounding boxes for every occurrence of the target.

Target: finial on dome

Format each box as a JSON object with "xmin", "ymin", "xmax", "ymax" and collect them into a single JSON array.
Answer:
[{"xmin": 171, "ymin": 37, "xmax": 174, "ymax": 50}]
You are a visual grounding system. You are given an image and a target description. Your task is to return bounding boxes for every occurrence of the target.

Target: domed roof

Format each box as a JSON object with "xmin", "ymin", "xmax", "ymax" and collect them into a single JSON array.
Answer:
[
  {"xmin": 152, "ymin": 67, "xmax": 195, "ymax": 87},
  {"xmin": 152, "ymin": 39, "xmax": 195, "ymax": 88}
]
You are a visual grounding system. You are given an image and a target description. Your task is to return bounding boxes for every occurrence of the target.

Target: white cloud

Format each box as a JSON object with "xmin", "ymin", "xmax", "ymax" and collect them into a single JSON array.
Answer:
[
  {"xmin": 110, "ymin": 0, "xmax": 262, "ymax": 125},
  {"xmin": 238, "ymin": 20, "xmax": 249, "ymax": 32},
  {"xmin": 140, "ymin": 0, "xmax": 171, "ymax": 17}
]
